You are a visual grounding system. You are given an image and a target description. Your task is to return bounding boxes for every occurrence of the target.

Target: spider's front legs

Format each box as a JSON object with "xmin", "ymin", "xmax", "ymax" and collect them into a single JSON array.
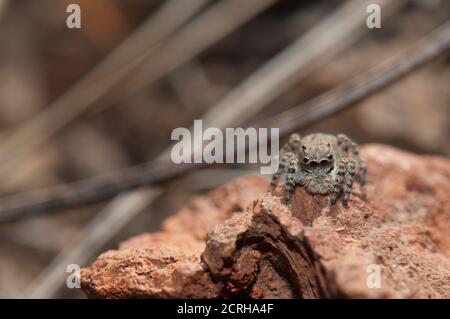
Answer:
[
  {"xmin": 337, "ymin": 134, "xmax": 366, "ymax": 190},
  {"xmin": 358, "ymin": 160, "xmax": 367, "ymax": 190},
  {"xmin": 269, "ymin": 134, "xmax": 301, "ymax": 192},
  {"xmin": 283, "ymin": 152, "xmax": 299, "ymax": 203},
  {"xmin": 343, "ymin": 158, "xmax": 356, "ymax": 205},
  {"xmin": 330, "ymin": 159, "xmax": 345, "ymax": 206},
  {"xmin": 269, "ymin": 158, "xmax": 285, "ymax": 192}
]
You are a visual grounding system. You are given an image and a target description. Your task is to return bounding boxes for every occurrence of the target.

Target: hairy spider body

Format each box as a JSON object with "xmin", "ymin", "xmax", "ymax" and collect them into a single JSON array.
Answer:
[{"xmin": 269, "ymin": 133, "xmax": 366, "ymax": 206}]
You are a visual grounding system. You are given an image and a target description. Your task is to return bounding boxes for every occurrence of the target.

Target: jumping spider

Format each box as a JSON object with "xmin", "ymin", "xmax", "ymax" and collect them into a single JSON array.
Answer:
[{"xmin": 269, "ymin": 133, "xmax": 366, "ymax": 206}]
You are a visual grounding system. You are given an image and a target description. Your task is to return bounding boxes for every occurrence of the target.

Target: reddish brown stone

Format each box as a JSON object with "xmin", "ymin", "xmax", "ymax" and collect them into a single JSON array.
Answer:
[
  {"xmin": 82, "ymin": 145, "xmax": 450, "ymax": 298},
  {"xmin": 81, "ymin": 176, "xmax": 267, "ymax": 298}
]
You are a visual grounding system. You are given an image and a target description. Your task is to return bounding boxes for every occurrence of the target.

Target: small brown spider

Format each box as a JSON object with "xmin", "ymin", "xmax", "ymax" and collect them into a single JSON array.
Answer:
[{"xmin": 269, "ymin": 133, "xmax": 366, "ymax": 206}]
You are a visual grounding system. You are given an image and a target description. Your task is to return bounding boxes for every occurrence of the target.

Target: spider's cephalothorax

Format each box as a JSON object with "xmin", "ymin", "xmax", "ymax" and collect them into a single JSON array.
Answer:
[{"xmin": 269, "ymin": 133, "xmax": 366, "ymax": 206}]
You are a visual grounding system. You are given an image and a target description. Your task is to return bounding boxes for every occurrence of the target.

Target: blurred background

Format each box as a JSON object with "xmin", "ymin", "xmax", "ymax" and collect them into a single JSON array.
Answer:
[{"xmin": 0, "ymin": 0, "xmax": 448, "ymax": 298}]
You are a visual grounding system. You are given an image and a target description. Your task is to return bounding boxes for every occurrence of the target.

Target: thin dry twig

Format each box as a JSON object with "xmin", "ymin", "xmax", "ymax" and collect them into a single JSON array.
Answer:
[{"xmin": 0, "ymin": 20, "xmax": 448, "ymax": 222}]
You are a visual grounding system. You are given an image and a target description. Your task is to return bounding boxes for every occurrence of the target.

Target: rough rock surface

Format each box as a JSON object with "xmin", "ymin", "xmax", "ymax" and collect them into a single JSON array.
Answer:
[{"xmin": 81, "ymin": 145, "xmax": 450, "ymax": 298}]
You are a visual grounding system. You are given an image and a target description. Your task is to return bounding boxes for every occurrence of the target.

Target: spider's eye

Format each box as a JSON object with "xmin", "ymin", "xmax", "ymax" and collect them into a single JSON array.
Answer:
[
  {"xmin": 328, "ymin": 154, "xmax": 333, "ymax": 160},
  {"xmin": 303, "ymin": 158, "xmax": 309, "ymax": 164},
  {"xmin": 320, "ymin": 160, "xmax": 328, "ymax": 166}
]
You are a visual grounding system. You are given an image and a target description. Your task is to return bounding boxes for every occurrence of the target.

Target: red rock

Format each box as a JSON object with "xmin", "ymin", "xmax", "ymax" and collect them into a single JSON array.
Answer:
[{"xmin": 81, "ymin": 145, "xmax": 450, "ymax": 298}]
